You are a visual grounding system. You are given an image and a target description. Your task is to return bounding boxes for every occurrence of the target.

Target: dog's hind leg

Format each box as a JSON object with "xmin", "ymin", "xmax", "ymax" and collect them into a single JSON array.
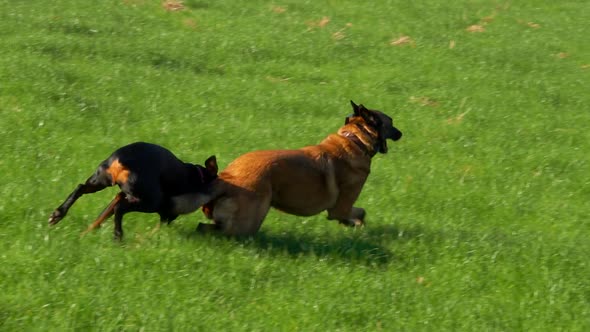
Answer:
[
  {"xmin": 196, "ymin": 196, "xmax": 235, "ymax": 235},
  {"xmin": 80, "ymin": 192, "xmax": 125, "ymax": 237},
  {"xmin": 49, "ymin": 164, "xmax": 113, "ymax": 226},
  {"xmin": 200, "ymin": 191, "xmax": 271, "ymax": 237},
  {"xmin": 111, "ymin": 184, "xmax": 163, "ymax": 240}
]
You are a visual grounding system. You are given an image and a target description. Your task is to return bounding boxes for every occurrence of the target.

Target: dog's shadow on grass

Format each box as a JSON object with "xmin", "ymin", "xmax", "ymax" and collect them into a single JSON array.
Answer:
[
  {"xmin": 254, "ymin": 224, "xmax": 428, "ymax": 266},
  {"xmin": 187, "ymin": 223, "xmax": 427, "ymax": 267}
]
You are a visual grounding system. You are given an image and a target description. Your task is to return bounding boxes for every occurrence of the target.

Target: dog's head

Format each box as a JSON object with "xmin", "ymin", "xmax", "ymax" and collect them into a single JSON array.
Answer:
[{"xmin": 345, "ymin": 101, "xmax": 402, "ymax": 154}]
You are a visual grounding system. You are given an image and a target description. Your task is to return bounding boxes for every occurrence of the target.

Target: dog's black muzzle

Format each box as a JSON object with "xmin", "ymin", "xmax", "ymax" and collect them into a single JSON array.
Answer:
[{"xmin": 390, "ymin": 127, "xmax": 402, "ymax": 141}]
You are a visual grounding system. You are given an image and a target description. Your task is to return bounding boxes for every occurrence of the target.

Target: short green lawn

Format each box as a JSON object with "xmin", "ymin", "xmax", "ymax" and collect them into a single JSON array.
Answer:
[{"xmin": 1, "ymin": 0, "xmax": 588, "ymax": 330}]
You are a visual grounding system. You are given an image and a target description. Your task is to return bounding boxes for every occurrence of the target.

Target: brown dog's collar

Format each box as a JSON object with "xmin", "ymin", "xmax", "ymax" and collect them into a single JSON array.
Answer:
[{"xmin": 340, "ymin": 131, "xmax": 375, "ymax": 157}]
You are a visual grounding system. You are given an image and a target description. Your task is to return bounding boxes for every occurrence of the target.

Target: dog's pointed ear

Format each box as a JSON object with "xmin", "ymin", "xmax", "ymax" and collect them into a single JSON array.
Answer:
[
  {"xmin": 350, "ymin": 100, "xmax": 361, "ymax": 116},
  {"xmin": 357, "ymin": 104, "xmax": 378, "ymax": 125},
  {"xmin": 204, "ymin": 155, "xmax": 218, "ymax": 176}
]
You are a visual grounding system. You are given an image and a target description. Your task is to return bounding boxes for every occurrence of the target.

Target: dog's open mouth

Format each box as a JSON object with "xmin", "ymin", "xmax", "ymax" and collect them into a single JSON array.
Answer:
[
  {"xmin": 379, "ymin": 140, "xmax": 388, "ymax": 153},
  {"xmin": 377, "ymin": 129, "xmax": 402, "ymax": 153}
]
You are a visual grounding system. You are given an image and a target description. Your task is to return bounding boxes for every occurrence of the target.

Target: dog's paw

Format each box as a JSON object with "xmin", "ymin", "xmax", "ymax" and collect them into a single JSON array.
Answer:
[
  {"xmin": 113, "ymin": 230, "xmax": 123, "ymax": 241},
  {"xmin": 339, "ymin": 218, "xmax": 365, "ymax": 227},
  {"xmin": 48, "ymin": 210, "xmax": 64, "ymax": 226},
  {"xmin": 351, "ymin": 207, "xmax": 366, "ymax": 222}
]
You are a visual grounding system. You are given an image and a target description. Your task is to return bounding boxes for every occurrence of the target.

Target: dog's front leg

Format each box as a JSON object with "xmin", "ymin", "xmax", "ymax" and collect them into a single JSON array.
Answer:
[
  {"xmin": 326, "ymin": 185, "xmax": 366, "ymax": 227},
  {"xmin": 328, "ymin": 207, "xmax": 366, "ymax": 227}
]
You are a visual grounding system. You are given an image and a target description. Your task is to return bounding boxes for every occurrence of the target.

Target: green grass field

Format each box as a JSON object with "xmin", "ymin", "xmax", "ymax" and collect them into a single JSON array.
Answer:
[{"xmin": 1, "ymin": 0, "xmax": 589, "ymax": 330}]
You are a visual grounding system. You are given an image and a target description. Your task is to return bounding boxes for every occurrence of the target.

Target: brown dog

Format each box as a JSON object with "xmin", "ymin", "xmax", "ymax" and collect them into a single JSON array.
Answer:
[{"xmin": 196, "ymin": 101, "xmax": 402, "ymax": 236}]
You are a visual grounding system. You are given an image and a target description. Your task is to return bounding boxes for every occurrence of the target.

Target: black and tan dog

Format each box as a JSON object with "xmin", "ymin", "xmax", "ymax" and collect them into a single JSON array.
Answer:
[
  {"xmin": 48, "ymin": 142, "xmax": 217, "ymax": 239},
  {"xmin": 196, "ymin": 101, "xmax": 402, "ymax": 236}
]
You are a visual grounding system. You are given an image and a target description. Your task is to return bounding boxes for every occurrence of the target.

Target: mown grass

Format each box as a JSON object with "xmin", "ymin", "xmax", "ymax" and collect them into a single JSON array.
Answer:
[{"xmin": 1, "ymin": 0, "xmax": 589, "ymax": 330}]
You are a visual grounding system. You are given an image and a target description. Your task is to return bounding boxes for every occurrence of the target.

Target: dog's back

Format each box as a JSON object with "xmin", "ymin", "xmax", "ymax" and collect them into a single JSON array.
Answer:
[
  {"xmin": 219, "ymin": 149, "xmax": 338, "ymax": 214},
  {"xmin": 108, "ymin": 142, "xmax": 210, "ymax": 196},
  {"xmin": 110, "ymin": 142, "xmax": 184, "ymax": 178}
]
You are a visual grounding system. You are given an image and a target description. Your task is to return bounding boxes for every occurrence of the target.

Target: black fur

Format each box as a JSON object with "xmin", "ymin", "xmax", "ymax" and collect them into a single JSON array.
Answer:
[{"xmin": 48, "ymin": 142, "xmax": 217, "ymax": 239}]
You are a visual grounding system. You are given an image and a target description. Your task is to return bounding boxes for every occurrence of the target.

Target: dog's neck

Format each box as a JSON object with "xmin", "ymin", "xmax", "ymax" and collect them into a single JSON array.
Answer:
[{"xmin": 339, "ymin": 123, "xmax": 378, "ymax": 157}]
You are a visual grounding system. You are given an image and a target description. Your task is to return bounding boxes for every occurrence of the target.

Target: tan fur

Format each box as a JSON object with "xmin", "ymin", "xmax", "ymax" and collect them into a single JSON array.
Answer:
[
  {"xmin": 105, "ymin": 159, "xmax": 130, "ymax": 185},
  {"xmin": 199, "ymin": 119, "xmax": 384, "ymax": 237}
]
